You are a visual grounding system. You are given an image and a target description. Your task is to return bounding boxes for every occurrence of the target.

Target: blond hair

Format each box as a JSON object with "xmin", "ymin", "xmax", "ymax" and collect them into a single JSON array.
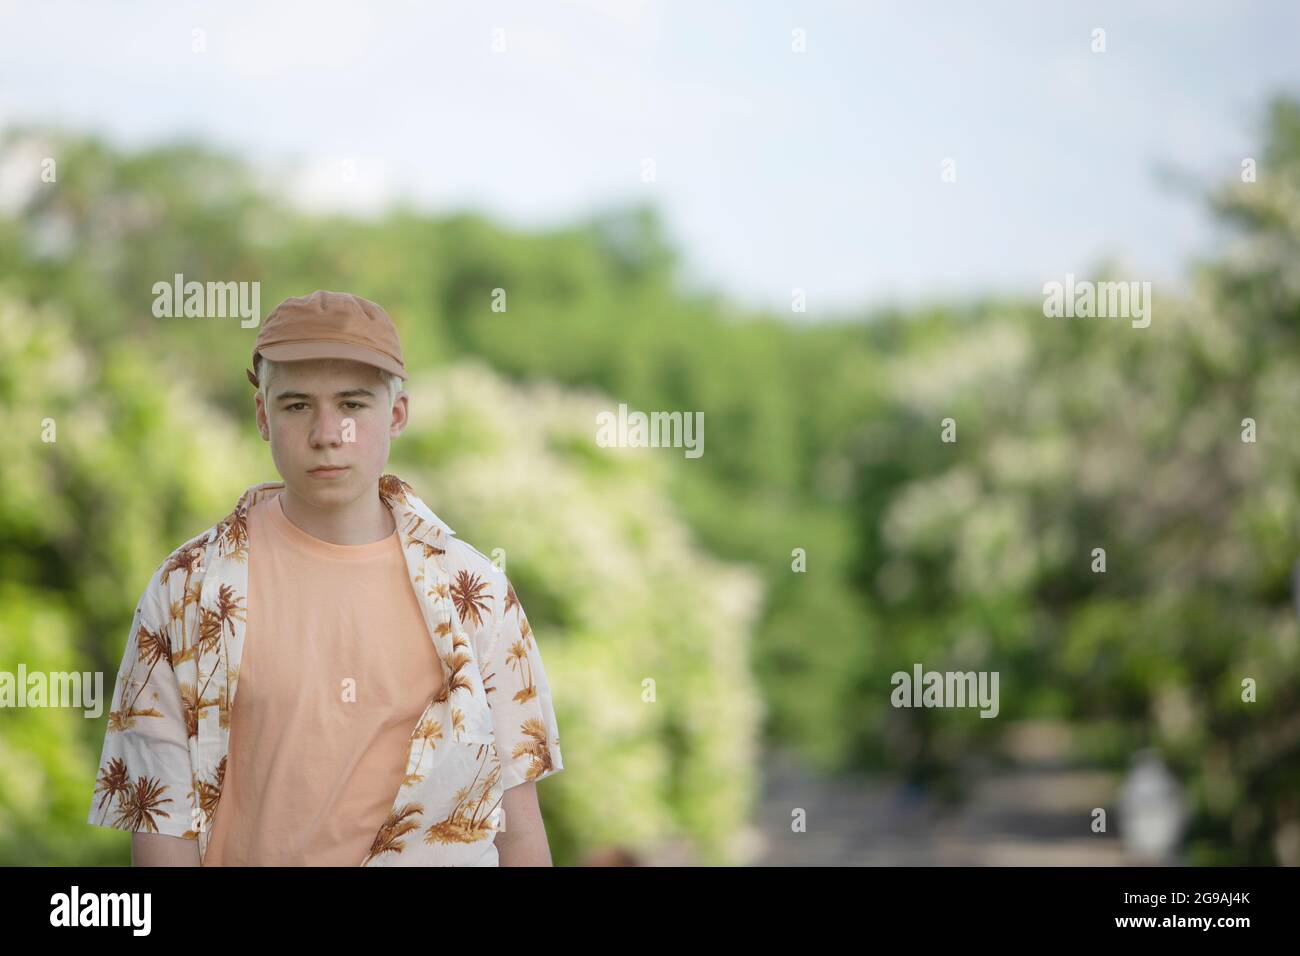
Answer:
[{"xmin": 255, "ymin": 354, "xmax": 403, "ymax": 408}]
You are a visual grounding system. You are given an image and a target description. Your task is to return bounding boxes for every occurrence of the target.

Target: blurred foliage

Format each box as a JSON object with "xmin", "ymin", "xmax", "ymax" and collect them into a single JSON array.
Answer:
[
  {"xmin": 843, "ymin": 97, "xmax": 1300, "ymax": 862},
  {"xmin": 2, "ymin": 95, "xmax": 1300, "ymax": 865}
]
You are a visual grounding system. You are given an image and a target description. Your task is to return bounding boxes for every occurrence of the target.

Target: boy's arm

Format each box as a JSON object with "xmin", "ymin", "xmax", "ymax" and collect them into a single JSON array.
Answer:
[
  {"xmin": 133, "ymin": 832, "xmax": 201, "ymax": 867},
  {"xmin": 494, "ymin": 781, "xmax": 553, "ymax": 866}
]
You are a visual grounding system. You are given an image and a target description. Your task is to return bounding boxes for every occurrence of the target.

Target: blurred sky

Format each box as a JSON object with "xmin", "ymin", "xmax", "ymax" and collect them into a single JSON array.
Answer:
[{"xmin": 1, "ymin": 0, "xmax": 1298, "ymax": 316}]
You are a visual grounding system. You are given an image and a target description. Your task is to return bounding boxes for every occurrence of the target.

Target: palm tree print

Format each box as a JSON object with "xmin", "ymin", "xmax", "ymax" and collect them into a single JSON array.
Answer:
[
  {"xmin": 512, "ymin": 718, "xmax": 557, "ymax": 782},
  {"xmin": 436, "ymin": 651, "xmax": 477, "ymax": 706},
  {"xmin": 452, "ymin": 570, "xmax": 491, "ymax": 629},
  {"xmin": 197, "ymin": 584, "xmax": 244, "ymax": 652},
  {"xmin": 162, "ymin": 544, "xmax": 206, "ymax": 656},
  {"xmin": 422, "ymin": 749, "xmax": 502, "ymax": 845},
  {"xmin": 93, "ymin": 757, "xmax": 132, "ymax": 824},
  {"xmin": 397, "ymin": 509, "xmax": 445, "ymax": 551},
  {"xmin": 189, "ymin": 755, "xmax": 226, "ymax": 834},
  {"xmin": 479, "ymin": 664, "xmax": 498, "ymax": 702},
  {"xmin": 136, "ymin": 622, "xmax": 173, "ymax": 669},
  {"xmin": 405, "ymin": 717, "xmax": 443, "ymax": 784},
  {"xmin": 365, "ymin": 802, "xmax": 425, "ymax": 863},
  {"xmin": 161, "ymin": 540, "xmax": 206, "ymax": 587},
  {"xmin": 506, "ymin": 638, "xmax": 537, "ymax": 704},
  {"xmin": 106, "ymin": 623, "xmax": 171, "ymax": 731},
  {"xmin": 111, "ymin": 775, "xmax": 174, "ymax": 832},
  {"xmin": 179, "ymin": 680, "xmax": 220, "ymax": 740},
  {"xmin": 194, "ymin": 583, "xmax": 244, "ymax": 730},
  {"xmin": 214, "ymin": 507, "xmax": 249, "ymax": 562}
]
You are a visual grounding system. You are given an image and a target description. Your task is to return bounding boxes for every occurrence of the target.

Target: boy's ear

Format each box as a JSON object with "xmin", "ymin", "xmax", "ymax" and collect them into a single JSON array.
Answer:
[
  {"xmin": 389, "ymin": 393, "xmax": 410, "ymax": 436},
  {"xmin": 253, "ymin": 394, "xmax": 269, "ymax": 441}
]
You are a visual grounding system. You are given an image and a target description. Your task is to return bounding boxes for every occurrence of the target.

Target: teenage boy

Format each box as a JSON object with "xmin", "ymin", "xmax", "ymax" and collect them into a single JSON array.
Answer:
[{"xmin": 88, "ymin": 290, "xmax": 563, "ymax": 866}]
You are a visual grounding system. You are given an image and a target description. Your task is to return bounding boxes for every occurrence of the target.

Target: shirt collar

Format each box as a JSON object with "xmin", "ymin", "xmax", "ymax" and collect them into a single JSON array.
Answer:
[{"xmin": 220, "ymin": 473, "xmax": 455, "ymax": 553}]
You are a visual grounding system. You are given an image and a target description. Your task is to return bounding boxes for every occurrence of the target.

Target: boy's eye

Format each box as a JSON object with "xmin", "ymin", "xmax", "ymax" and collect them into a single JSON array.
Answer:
[{"xmin": 283, "ymin": 401, "xmax": 367, "ymax": 411}]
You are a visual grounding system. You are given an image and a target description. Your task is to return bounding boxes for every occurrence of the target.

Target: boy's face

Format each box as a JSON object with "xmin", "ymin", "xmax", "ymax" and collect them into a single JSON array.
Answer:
[{"xmin": 254, "ymin": 357, "xmax": 408, "ymax": 509}]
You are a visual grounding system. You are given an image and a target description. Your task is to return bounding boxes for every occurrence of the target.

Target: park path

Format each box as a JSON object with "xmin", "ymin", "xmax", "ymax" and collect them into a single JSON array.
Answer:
[{"xmin": 745, "ymin": 722, "xmax": 1130, "ymax": 866}]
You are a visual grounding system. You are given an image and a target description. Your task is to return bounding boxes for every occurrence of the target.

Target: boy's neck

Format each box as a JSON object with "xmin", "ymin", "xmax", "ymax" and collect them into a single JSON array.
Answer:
[{"xmin": 277, "ymin": 483, "xmax": 396, "ymax": 546}]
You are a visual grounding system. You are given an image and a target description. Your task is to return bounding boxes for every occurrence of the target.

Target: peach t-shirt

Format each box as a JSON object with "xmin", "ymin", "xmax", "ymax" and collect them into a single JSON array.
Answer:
[{"xmin": 203, "ymin": 491, "xmax": 444, "ymax": 866}]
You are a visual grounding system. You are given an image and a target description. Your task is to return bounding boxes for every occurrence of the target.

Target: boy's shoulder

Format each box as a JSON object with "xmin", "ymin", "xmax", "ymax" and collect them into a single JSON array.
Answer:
[
  {"xmin": 149, "ymin": 484, "xmax": 277, "ymax": 588},
  {"xmin": 161, "ymin": 520, "xmax": 221, "ymax": 575},
  {"xmin": 390, "ymin": 477, "xmax": 505, "ymax": 588},
  {"xmin": 442, "ymin": 533, "xmax": 507, "ymax": 587},
  {"xmin": 131, "ymin": 520, "xmax": 224, "ymax": 618}
]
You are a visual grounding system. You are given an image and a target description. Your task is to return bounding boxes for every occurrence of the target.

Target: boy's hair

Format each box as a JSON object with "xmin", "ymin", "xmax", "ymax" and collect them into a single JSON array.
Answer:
[{"xmin": 255, "ymin": 354, "xmax": 403, "ymax": 408}]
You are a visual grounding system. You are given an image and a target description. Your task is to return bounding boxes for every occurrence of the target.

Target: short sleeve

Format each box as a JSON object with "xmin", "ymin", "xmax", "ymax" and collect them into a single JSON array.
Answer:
[
  {"xmin": 87, "ymin": 567, "xmax": 196, "ymax": 839},
  {"xmin": 476, "ymin": 570, "xmax": 564, "ymax": 791}
]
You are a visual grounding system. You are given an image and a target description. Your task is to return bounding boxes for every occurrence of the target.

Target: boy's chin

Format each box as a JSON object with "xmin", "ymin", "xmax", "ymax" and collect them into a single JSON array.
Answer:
[{"xmin": 285, "ymin": 473, "xmax": 363, "ymax": 503}]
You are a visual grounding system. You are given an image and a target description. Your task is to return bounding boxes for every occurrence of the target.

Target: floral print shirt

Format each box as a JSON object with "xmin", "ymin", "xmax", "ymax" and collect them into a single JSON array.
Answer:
[{"xmin": 88, "ymin": 474, "xmax": 563, "ymax": 865}]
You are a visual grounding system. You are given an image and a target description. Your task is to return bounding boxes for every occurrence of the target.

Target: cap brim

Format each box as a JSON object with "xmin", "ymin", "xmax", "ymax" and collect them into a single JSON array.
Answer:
[{"xmin": 257, "ymin": 341, "xmax": 408, "ymax": 380}]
